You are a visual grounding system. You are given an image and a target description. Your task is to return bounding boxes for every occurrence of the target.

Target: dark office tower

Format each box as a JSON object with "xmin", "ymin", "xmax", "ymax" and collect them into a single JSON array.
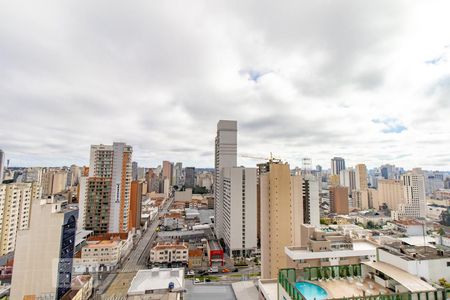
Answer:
[
  {"xmin": 331, "ymin": 157, "xmax": 346, "ymax": 175},
  {"xmin": 184, "ymin": 167, "xmax": 196, "ymax": 188}
]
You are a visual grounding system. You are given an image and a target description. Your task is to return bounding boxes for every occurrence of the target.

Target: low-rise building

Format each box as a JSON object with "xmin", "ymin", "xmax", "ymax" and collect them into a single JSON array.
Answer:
[
  {"xmin": 188, "ymin": 248, "xmax": 204, "ymax": 269},
  {"xmin": 150, "ymin": 242, "xmax": 189, "ymax": 266},
  {"xmin": 386, "ymin": 220, "xmax": 426, "ymax": 236},
  {"xmin": 206, "ymin": 239, "xmax": 224, "ymax": 267},
  {"xmin": 127, "ymin": 268, "xmax": 185, "ymax": 299},
  {"xmin": 378, "ymin": 242, "xmax": 450, "ymax": 282},
  {"xmin": 162, "ymin": 212, "xmax": 184, "ymax": 230},
  {"xmin": 285, "ymin": 224, "xmax": 377, "ymax": 271},
  {"xmin": 259, "ymin": 234, "xmax": 447, "ymax": 300},
  {"xmin": 73, "ymin": 233, "xmax": 132, "ymax": 273},
  {"xmin": 75, "ymin": 240, "xmax": 121, "ymax": 273},
  {"xmin": 353, "ymin": 211, "xmax": 392, "ymax": 227},
  {"xmin": 61, "ymin": 275, "xmax": 93, "ymax": 300}
]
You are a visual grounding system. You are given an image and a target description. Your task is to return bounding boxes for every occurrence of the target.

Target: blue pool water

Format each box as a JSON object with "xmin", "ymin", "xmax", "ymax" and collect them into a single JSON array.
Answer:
[{"xmin": 295, "ymin": 282, "xmax": 328, "ymax": 300}]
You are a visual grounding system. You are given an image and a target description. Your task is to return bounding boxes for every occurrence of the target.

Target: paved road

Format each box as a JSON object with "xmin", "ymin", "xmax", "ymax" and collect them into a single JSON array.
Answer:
[
  {"xmin": 121, "ymin": 196, "xmax": 174, "ymax": 272},
  {"xmin": 113, "ymin": 196, "xmax": 174, "ymax": 273},
  {"xmin": 94, "ymin": 197, "xmax": 175, "ymax": 298}
]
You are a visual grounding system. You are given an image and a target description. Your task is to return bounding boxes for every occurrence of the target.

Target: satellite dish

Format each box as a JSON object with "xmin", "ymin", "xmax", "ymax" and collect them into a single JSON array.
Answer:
[{"xmin": 168, "ymin": 282, "xmax": 175, "ymax": 290}]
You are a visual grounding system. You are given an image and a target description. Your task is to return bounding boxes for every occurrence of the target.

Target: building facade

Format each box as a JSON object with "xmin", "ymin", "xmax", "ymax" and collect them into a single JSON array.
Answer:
[
  {"xmin": 330, "ymin": 186, "xmax": 349, "ymax": 215},
  {"xmin": 377, "ymin": 179, "xmax": 404, "ymax": 210},
  {"xmin": 260, "ymin": 161, "xmax": 302, "ymax": 279},
  {"xmin": 331, "ymin": 157, "xmax": 346, "ymax": 176},
  {"xmin": 184, "ymin": 167, "xmax": 195, "ymax": 188},
  {"xmin": 398, "ymin": 169, "xmax": 426, "ymax": 219},
  {"xmin": 221, "ymin": 167, "xmax": 257, "ymax": 257},
  {"xmin": 11, "ymin": 198, "xmax": 78, "ymax": 300},
  {"xmin": 82, "ymin": 143, "xmax": 133, "ymax": 234},
  {"xmin": 214, "ymin": 120, "xmax": 237, "ymax": 240},
  {"xmin": 0, "ymin": 182, "xmax": 40, "ymax": 256},
  {"xmin": 302, "ymin": 174, "xmax": 320, "ymax": 227},
  {"xmin": 150, "ymin": 242, "xmax": 189, "ymax": 266}
]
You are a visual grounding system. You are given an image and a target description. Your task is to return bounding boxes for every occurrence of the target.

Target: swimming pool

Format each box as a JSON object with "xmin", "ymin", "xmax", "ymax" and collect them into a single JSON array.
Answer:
[{"xmin": 295, "ymin": 281, "xmax": 328, "ymax": 300}]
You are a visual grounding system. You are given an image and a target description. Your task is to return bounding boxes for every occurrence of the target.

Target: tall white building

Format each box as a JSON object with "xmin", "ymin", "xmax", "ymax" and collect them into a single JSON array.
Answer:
[
  {"xmin": 214, "ymin": 120, "xmax": 237, "ymax": 240},
  {"xmin": 222, "ymin": 167, "xmax": 257, "ymax": 257},
  {"xmin": 302, "ymin": 174, "xmax": 320, "ymax": 227},
  {"xmin": 398, "ymin": 169, "xmax": 426, "ymax": 218},
  {"xmin": 331, "ymin": 157, "xmax": 346, "ymax": 175},
  {"xmin": 340, "ymin": 168, "xmax": 356, "ymax": 194},
  {"xmin": 0, "ymin": 182, "xmax": 40, "ymax": 256}
]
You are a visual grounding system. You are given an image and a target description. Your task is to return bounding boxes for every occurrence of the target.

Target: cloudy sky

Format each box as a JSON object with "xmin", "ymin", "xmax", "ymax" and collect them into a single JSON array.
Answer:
[{"xmin": 1, "ymin": 1, "xmax": 449, "ymax": 170}]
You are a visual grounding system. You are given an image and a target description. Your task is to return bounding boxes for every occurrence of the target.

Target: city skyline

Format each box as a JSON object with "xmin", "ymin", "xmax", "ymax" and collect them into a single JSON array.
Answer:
[{"xmin": 1, "ymin": 2, "xmax": 450, "ymax": 170}]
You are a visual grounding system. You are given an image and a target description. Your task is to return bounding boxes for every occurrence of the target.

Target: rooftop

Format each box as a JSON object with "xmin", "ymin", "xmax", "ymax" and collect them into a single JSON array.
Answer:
[
  {"xmin": 363, "ymin": 261, "xmax": 436, "ymax": 292},
  {"xmin": 128, "ymin": 268, "xmax": 185, "ymax": 295},
  {"xmin": 188, "ymin": 249, "xmax": 203, "ymax": 257},
  {"xmin": 393, "ymin": 219, "xmax": 423, "ymax": 226},
  {"xmin": 380, "ymin": 244, "xmax": 449, "ymax": 260},
  {"xmin": 84, "ymin": 240, "xmax": 119, "ymax": 248},
  {"xmin": 152, "ymin": 242, "xmax": 189, "ymax": 251},
  {"xmin": 231, "ymin": 281, "xmax": 259, "ymax": 300},
  {"xmin": 286, "ymin": 240, "xmax": 377, "ymax": 260},
  {"xmin": 258, "ymin": 279, "xmax": 278, "ymax": 300}
]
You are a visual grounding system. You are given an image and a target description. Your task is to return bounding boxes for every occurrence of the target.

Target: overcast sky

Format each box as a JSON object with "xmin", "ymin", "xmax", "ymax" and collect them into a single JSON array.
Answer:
[{"xmin": 1, "ymin": 1, "xmax": 449, "ymax": 170}]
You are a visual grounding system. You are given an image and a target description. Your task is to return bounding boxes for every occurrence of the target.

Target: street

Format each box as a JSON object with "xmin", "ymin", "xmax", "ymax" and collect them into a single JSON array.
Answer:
[{"xmin": 96, "ymin": 196, "xmax": 175, "ymax": 297}]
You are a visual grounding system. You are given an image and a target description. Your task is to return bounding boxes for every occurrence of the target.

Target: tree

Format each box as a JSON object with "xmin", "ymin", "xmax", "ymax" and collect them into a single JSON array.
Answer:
[{"xmin": 438, "ymin": 278, "xmax": 450, "ymax": 288}]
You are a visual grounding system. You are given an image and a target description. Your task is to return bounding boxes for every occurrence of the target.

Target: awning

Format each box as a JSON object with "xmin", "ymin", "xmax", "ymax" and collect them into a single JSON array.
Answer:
[{"xmin": 362, "ymin": 261, "xmax": 436, "ymax": 293}]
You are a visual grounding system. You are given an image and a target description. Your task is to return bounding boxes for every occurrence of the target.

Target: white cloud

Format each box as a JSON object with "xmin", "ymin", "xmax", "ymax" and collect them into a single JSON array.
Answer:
[{"xmin": 0, "ymin": 0, "xmax": 449, "ymax": 170}]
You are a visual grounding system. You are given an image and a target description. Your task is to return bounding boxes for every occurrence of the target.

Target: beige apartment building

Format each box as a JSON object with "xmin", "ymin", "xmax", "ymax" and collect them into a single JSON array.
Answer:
[
  {"xmin": 330, "ymin": 186, "xmax": 349, "ymax": 214},
  {"xmin": 377, "ymin": 179, "xmax": 404, "ymax": 210},
  {"xmin": 11, "ymin": 197, "xmax": 78, "ymax": 300},
  {"xmin": 260, "ymin": 161, "xmax": 302, "ymax": 279},
  {"xmin": 355, "ymin": 164, "xmax": 368, "ymax": 191},
  {"xmin": 0, "ymin": 182, "xmax": 40, "ymax": 256},
  {"xmin": 41, "ymin": 170, "xmax": 67, "ymax": 196},
  {"xmin": 150, "ymin": 242, "xmax": 189, "ymax": 266},
  {"xmin": 74, "ymin": 240, "xmax": 121, "ymax": 273}
]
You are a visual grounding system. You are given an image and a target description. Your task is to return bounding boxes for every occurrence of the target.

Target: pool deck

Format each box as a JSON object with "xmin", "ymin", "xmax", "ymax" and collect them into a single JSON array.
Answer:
[{"xmin": 313, "ymin": 277, "xmax": 391, "ymax": 299}]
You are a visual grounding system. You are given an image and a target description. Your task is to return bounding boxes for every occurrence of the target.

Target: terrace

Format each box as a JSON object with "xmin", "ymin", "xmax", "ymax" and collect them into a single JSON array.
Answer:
[{"xmin": 278, "ymin": 264, "xmax": 447, "ymax": 300}]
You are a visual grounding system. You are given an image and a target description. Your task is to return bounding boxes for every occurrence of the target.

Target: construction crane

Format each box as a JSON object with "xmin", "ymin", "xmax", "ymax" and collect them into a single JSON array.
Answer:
[{"xmin": 240, "ymin": 152, "xmax": 282, "ymax": 163}]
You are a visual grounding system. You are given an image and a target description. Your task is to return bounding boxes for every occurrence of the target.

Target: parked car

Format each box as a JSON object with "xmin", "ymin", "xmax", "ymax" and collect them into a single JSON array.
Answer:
[{"xmin": 222, "ymin": 268, "xmax": 230, "ymax": 273}]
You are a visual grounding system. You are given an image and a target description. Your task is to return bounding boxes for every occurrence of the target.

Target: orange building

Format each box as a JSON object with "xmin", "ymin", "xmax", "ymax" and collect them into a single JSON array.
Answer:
[
  {"xmin": 330, "ymin": 186, "xmax": 349, "ymax": 214},
  {"xmin": 129, "ymin": 180, "xmax": 143, "ymax": 230}
]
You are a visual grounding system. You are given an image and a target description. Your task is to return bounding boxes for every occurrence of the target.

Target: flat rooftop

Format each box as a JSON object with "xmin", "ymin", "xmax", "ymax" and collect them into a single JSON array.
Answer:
[
  {"xmin": 381, "ymin": 245, "xmax": 450, "ymax": 260},
  {"xmin": 231, "ymin": 281, "xmax": 259, "ymax": 300},
  {"xmin": 363, "ymin": 261, "xmax": 436, "ymax": 293},
  {"xmin": 258, "ymin": 279, "xmax": 277, "ymax": 300},
  {"xmin": 286, "ymin": 241, "xmax": 377, "ymax": 260},
  {"xmin": 128, "ymin": 268, "xmax": 184, "ymax": 295},
  {"xmin": 185, "ymin": 281, "xmax": 236, "ymax": 300}
]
